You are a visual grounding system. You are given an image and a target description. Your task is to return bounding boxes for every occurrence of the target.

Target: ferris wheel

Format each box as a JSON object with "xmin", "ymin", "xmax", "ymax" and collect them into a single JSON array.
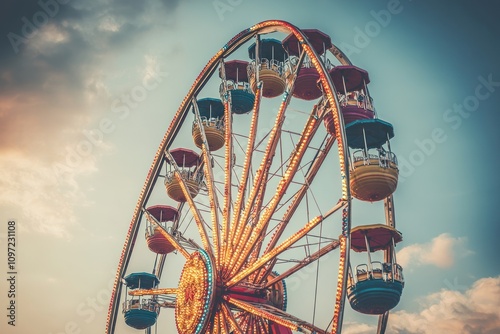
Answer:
[{"xmin": 105, "ymin": 20, "xmax": 404, "ymax": 334}]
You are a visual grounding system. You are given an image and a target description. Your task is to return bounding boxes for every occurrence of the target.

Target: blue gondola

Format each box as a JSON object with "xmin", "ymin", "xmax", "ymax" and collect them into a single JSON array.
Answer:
[
  {"xmin": 219, "ymin": 60, "xmax": 255, "ymax": 114},
  {"xmin": 348, "ymin": 224, "xmax": 404, "ymax": 315},
  {"xmin": 345, "ymin": 118, "xmax": 394, "ymax": 149},
  {"xmin": 122, "ymin": 272, "xmax": 160, "ymax": 330},
  {"xmin": 348, "ymin": 274, "xmax": 404, "ymax": 314}
]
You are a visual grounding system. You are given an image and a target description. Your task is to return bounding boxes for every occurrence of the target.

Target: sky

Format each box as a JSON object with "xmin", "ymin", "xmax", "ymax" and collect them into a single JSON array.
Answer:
[{"xmin": 0, "ymin": 0, "xmax": 499, "ymax": 333}]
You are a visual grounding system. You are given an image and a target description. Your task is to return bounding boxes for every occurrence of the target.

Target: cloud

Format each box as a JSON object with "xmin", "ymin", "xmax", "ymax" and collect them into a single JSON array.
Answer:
[
  {"xmin": 343, "ymin": 323, "xmax": 376, "ymax": 334},
  {"xmin": 0, "ymin": 0, "xmax": 180, "ymax": 237},
  {"xmin": 388, "ymin": 276, "xmax": 500, "ymax": 334},
  {"xmin": 397, "ymin": 233, "xmax": 472, "ymax": 269},
  {"xmin": 0, "ymin": 151, "xmax": 94, "ymax": 238},
  {"xmin": 343, "ymin": 276, "xmax": 500, "ymax": 334}
]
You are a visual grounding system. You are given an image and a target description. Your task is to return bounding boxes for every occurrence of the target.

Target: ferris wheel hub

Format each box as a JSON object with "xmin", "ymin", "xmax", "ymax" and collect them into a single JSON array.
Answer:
[{"xmin": 175, "ymin": 249, "xmax": 216, "ymax": 334}]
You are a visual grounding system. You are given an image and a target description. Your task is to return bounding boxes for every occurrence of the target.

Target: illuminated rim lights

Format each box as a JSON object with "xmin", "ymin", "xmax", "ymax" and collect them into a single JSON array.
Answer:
[{"xmin": 175, "ymin": 249, "xmax": 215, "ymax": 334}]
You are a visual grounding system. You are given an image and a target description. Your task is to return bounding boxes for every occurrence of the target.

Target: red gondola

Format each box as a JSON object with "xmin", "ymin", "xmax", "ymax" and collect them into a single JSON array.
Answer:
[
  {"xmin": 283, "ymin": 29, "xmax": 332, "ymax": 100},
  {"xmin": 145, "ymin": 205, "xmax": 179, "ymax": 254}
]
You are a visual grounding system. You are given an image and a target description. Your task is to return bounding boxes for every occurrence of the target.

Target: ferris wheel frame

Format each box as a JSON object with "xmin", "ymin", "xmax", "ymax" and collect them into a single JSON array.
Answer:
[{"xmin": 105, "ymin": 19, "xmax": 400, "ymax": 334}]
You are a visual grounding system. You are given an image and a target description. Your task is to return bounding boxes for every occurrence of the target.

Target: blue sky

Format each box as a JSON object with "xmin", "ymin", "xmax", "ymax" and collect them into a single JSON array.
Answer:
[{"xmin": 0, "ymin": 0, "xmax": 499, "ymax": 333}]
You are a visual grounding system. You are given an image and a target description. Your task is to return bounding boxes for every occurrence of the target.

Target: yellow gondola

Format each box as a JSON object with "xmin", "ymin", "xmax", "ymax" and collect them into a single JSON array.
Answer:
[
  {"xmin": 192, "ymin": 98, "xmax": 225, "ymax": 151},
  {"xmin": 164, "ymin": 148, "xmax": 202, "ymax": 202},
  {"xmin": 247, "ymin": 38, "xmax": 288, "ymax": 98},
  {"xmin": 346, "ymin": 119, "xmax": 399, "ymax": 202}
]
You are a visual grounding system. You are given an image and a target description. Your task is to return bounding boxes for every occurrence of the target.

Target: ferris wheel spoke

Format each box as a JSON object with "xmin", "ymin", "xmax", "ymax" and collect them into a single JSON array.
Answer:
[
  {"xmin": 210, "ymin": 311, "xmax": 220, "ymax": 333},
  {"xmin": 243, "ymin": 109, "xmax": 306, "ymax": 269},
  {"xmin": 268, "ymin": 132, "xmax": 334, "ymax": 249},
  {"xmin": 224, "ymin": 84, "xmax": 263, "ymax": 276},
  {"xmin": 225, "ymin": 297, "xmax": 299, "ymax": 333},
  {"xmin": 221, "ymin": 302, "xmax": 244, "ymax": 334},
  {"xmin": 263, "ymin": 239, "xmax": 340, "ymax": 289},
  {"xmin": 257, "ymin": 315, "xmax": 269, "ymax": 333},
  {"xmin": 192, "ymin": 97, "xmax": 222, "ymax": 266},
  {"xmin": 239, "ymin": 103, "xmax": 323, "ymax": 272},
  {"xmin": 251, "ymin": 316, "xmax": 264, "ymax": 333},
  {"xmin": 227, "ymin": 296, "xmax": 329, "ymax": 334},
  {"xmin": 154, "ymin": 203, "xmax": 186, "ymax": 279},
  {"xmin": 220, "ymin": 97, "xmax": 233, "ymax": 272},
  {"xmin": 252, "ymin": 316, "xmax": 262, "ymax": 333},
  {"xmin": 255, "ymin": 317, "xmax": 265, "ymax": 333},
  {"xmin": 211, "ymin": 315, "xmax": 220, "ymax": 333},
  {"xmin": 235, "ymin": 313, "xmax": 250, "ymax": 333},
  {"xmin": 285, "ymin": 46, "xmax": 307, "ymax": 92},
  {"xmin": 246, "ymin": 315, "xmax": 254, "ymax": 333},
  {"xmin": 227, "ymin": 200, "xmax": 346, "ymax": 287},
  {"xmin": 150, "ymin": 201, "xmax": 185, "ymax": 279},
  {"xmin": 165, "ymin": 151, "xmax": 213, "ymax": 256},
  {"xmin": 215, "ymin": 309, "xmax": 231, "ymax": 334},
  {"xmin": 128, "ymin": 287, "xmax": 177, "ymax": 297},
  {"xmin": 255, "ymin": 134, "xmax": 336, "ymax": 283},
  {"xmin": 227, "ymin": 90, "xmax": 293, "ymax": 277},
  {"xmin": 220, "ymin": 311, "xmax": 233, "ymax": 334}
]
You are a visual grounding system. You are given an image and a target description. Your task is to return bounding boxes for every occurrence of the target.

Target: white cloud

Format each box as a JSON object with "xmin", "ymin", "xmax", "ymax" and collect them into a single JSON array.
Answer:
[
  {"xmin": 397, "ymin": 233, "xmax": 472, "ymax": 269},
  {"xmin": 98, "ymin": 15, "xmax": 121, "ymax": 32},
  {"xmin": 343, "ymin": 322, "xmax": 376, "ymax": 334},
  {"xmin": 40, "ymin": 24, "xmax": 70, "ymax": 44},
  {"xmin": 26, "ymin": 24, "xmax": 71, "ymax": 56},
  {"xmin": 342, "ymin": 276, "xmax": 500, "ymax": 334},
  {"xmin": 0, "ymin": 151, "xmax": 94, "ymax": 238},
  {"xmin": 388, "ymin": 276, "xmax": 500, "ymax": 334}
]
